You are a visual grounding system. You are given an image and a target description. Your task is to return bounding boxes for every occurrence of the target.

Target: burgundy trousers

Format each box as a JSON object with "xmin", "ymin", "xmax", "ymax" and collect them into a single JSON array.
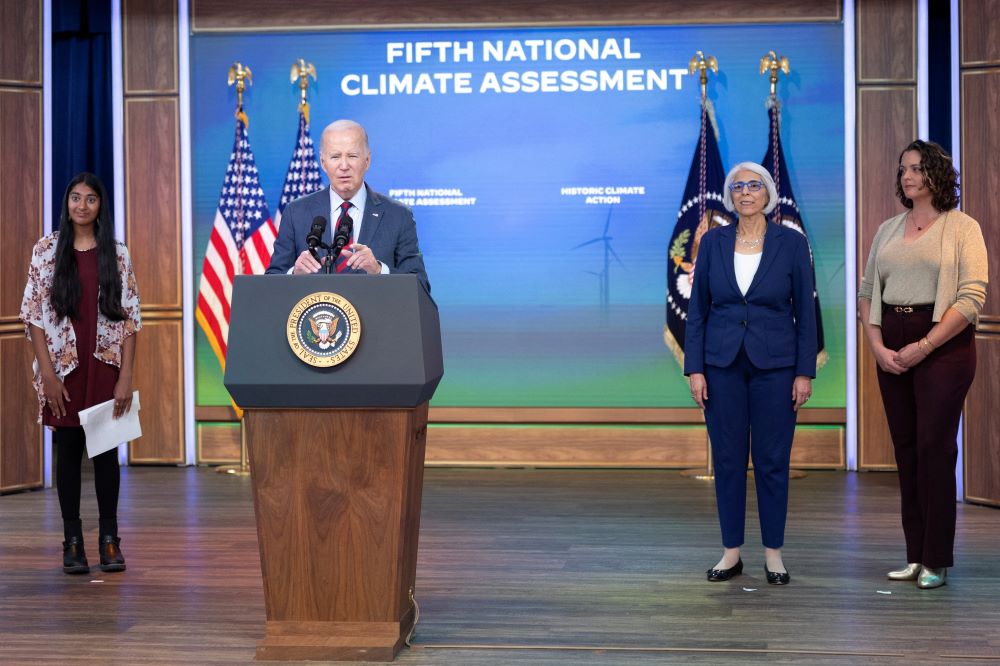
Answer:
[{"xmin": 876, "ymin": 305, "xmax": 976, "ymax": 569}]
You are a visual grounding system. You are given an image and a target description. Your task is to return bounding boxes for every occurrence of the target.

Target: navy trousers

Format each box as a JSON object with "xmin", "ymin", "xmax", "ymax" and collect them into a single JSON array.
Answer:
[{"xmin": 704, "ymin": 347, "xmax": 798, "ymax": 549}]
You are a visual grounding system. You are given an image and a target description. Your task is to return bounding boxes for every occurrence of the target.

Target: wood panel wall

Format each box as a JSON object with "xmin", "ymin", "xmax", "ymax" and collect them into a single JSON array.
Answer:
[
  {"xmin": 122, "ymin": 0, "xmax": 185, "ymax": 464},
  {"xmin": 191, "ymin": 0, "xmax": 841, "ymax": 30},
  {"xmin": 959, "ymin": 0, "xmax": 1000, "ymax": 506},
  {"xmin": 855, "ymin": 0, "xmax": 917, "ymax": 470},
  {"xmin": 0, "ymin": 1, "xmax": 44, "ymax": 493}
]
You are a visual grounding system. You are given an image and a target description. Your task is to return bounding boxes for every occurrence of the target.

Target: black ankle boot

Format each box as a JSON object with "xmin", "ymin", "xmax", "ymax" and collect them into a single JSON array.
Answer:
[
  {"xmin": 63, "ymin": 536, "xmax": 90, "ymax": 574},
  {"xmin": 99, "ymin": 535, "xmax": 126, "ymax": 572},
  {"xmin": 62, "ymin": 518, "xmax": 89, "ymax": 574}
]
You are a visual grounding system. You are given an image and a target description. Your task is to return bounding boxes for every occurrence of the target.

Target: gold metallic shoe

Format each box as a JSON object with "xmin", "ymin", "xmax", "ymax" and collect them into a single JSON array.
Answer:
[
  {"xmin": 916, "ymin": 566, "xmax": 947, "ymax": 589},
  {"xmin": 887, "ymin": 563, "xmax": 921, "ymax": 581}
]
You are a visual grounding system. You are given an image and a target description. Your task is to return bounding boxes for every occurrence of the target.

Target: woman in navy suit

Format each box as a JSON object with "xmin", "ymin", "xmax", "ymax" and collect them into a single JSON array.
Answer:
[{"xmin": 684, "ymin": 162, "xmax": 817, "ymax": 585}]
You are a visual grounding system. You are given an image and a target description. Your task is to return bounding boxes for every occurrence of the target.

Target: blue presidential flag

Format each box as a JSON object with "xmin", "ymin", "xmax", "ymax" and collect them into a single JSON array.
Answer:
[
  {"xmin": 664, "ymin": 100, "xmax": 733, "ymax": 367},
  {"xmin": 762, "ymin": 99, "xmax": 827, "ymax": 367}
]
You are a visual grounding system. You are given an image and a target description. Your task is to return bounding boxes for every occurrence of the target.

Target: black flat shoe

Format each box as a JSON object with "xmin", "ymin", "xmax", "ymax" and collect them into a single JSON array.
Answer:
[
  {"xmin": 765, "ymin": 565, "xmax": 790, "ymax": 585},
  {"xmin": 98, "ymin": 535, "xmax": 126, "ymax": 573},
  {"xmin": 62, "ymin": 536, "xmax": 90, "ymax": 574},
  {"xmin": 706, "ymin": 558, "xmax": 743, "ymax": 581}
]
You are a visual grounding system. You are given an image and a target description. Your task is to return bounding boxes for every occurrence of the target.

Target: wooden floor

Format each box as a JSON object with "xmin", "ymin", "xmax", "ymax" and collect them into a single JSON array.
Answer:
[{"xmin": 1, "ymin": 467, "xmax": 999, "ymax": 665}]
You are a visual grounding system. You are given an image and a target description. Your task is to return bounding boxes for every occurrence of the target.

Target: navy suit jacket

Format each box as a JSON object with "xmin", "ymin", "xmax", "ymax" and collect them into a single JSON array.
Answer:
[
  {"xmin": 683, "ymin": 222, "xmax": 817, "ymax": 378},
  {"xmin": 265, "ymin": 184, "xmax": 430, "ymax": 294}
]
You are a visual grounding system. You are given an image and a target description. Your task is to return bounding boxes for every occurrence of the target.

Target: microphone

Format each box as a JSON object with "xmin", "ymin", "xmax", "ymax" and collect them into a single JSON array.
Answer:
[
  {"xmin": 332, "ymin": 214, "xmax": 353, "ymax": 259},
  {"xmin": 306, "ymin": 216, "xmax": 327, "ymax": 260}
]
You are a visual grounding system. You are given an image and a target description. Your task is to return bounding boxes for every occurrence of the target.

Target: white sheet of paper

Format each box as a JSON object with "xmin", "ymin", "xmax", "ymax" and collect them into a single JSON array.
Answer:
[{"xmin": 78, "ymin": 390, "xmax": 141, "ymax": 459}]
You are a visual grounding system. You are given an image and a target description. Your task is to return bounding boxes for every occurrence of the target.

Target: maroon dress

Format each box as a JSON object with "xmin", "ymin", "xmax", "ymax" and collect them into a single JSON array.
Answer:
[{"xmin": 43, "ymin": 248, "xmax": 120, "ymax": 428}]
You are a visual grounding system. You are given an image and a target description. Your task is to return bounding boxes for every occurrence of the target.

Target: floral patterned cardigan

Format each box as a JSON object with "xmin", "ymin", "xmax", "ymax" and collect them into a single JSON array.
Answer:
[{"xmin": 19, "ymin": 232, "xmax": 142, "ymax": 422}]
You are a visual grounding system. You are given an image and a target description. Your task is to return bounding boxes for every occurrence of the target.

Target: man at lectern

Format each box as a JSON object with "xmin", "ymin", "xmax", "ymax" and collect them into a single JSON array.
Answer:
[{"xmin": 266, "ymin": 119, "xmax": 430, "ymax": 293}]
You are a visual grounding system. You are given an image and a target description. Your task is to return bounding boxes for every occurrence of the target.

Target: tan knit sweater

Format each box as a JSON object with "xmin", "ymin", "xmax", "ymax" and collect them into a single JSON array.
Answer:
[{"xmin": 859, "ymin": 209, "xmax": 988, "ymax": 325}]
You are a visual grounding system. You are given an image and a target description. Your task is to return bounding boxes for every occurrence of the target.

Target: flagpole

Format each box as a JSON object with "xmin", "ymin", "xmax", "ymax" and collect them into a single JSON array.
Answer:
[
  {"xmin": 291, "ymin": 58, "xmax": 317, "ymax": 126},
  {"xmin": 679, "ymin": 51, "xmax": 719, "ymax": 482},
  {"xmin": 216, "ymin": 61, "xmax": 322, "ymax": 477},
  {"xmin": 218, "ymin": 416, "xmax": 251, "ymax": 476},
  {"xmin": 760, "ymin": 50, "xmax": 807, "ymax": 481},
  {"xmin": 760, "ymin": 50, "xmax": 790, "ymax": 226},
  {"xmin": 215, "ymin": 61, "xmax": 255, "ymax": 478},
  {"xmin": 276, "ymin": 60, "xmax": 323, "ymax": 229}
]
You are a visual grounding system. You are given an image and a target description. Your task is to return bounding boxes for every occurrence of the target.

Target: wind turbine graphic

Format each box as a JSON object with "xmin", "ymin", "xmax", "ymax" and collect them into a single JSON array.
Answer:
[{"xmin": 573, "ymin": 206, "xmax": 624, "ymax": 311}]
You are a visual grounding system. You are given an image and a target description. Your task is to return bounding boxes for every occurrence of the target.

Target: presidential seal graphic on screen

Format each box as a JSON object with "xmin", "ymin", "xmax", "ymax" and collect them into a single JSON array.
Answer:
[{"xmin": 286, "ymin": 292, "xmax": 361, "ymax": 367}]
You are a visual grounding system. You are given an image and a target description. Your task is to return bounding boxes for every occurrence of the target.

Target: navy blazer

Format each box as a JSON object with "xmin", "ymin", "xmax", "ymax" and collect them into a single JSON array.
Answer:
[
  {"xmin": 683, "ymin": 222, "xmax": 817, "ymax": 378},
  {"xmin": 265, "ymin": 184, "xmax": 430, "ymax": 294}
]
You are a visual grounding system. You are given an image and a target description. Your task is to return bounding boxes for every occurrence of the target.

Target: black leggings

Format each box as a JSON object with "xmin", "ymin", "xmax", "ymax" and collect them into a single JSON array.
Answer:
[{"xmin": 54, "ymin": 427, "xmax": 120, "ymax": 530}]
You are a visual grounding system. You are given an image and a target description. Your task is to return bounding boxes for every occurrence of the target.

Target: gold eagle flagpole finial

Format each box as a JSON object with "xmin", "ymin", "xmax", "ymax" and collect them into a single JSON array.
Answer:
[
  {"xmin": 759, "ymin": 50, "xmax": 790, "ymax": 97},
  {"xmin": 688, "ymin": 50, "xmax": 719, "ymax": 100},
  {"xmin": 290, "ymin": 59, "xmax": 318, "ymax": 124},
  {"xmin": 227, "ymin": 61, "xmax": 253, "ymax": 126}
]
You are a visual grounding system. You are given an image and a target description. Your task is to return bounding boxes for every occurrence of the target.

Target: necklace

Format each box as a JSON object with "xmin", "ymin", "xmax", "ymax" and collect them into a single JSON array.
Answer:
[
  {"xmin": 909, "ymin": 210, "xmax": 938, "ymax": 232},
  {"xmin": 736, "ymin": 229, "xmax": 764, "ymax": 250}
]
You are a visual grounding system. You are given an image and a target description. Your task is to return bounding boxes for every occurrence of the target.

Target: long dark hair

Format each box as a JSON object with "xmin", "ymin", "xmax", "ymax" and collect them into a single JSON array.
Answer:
[
  {"xmin": 51, "ymin": 173, "xmax": 126, "ymax": 320},
  {"xmin": 895, "ymin": 139, "xmax": 960, "ymax": 211}
]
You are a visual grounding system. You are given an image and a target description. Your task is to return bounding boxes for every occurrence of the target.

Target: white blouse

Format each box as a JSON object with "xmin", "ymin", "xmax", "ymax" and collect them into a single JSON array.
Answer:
[{"xmin": 734, "ymin": 251, "xmax": 762, "ymax": 296}]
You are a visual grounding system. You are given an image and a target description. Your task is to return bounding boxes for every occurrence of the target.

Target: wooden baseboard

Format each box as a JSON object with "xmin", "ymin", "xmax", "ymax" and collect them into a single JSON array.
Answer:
[
  {"xmin": 196, "ymin": 422, "xmax": 241, "ymax": 464},
  {"xmin": 196, "ymin": 422, "xmax": 845, "ymax": 469},
  {"xmin": 196, "ymin": 405, "xmax": 846, "ymax": 425}
]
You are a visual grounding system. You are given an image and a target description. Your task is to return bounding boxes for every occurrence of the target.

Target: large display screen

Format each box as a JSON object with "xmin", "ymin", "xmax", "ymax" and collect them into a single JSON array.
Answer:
[{"xmin": 191, "ymin": 23, "xmax": 845, "ymax": 409}]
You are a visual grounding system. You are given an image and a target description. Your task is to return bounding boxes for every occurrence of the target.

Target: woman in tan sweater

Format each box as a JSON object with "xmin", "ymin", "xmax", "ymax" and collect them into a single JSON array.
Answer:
[{"xmin": 859, "ymin": 140, "xmax": 988, "ymax": 589}]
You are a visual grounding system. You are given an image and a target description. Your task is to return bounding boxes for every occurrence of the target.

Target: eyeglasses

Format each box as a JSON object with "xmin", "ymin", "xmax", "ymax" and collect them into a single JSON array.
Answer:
[{"xmin": 729, "ymin": 180, "xmax": 764, "ymax": 193}]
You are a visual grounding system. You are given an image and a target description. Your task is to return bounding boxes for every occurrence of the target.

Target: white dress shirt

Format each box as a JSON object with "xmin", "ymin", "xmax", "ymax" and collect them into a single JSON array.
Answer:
[{"xmin": 327, "ymin": 185, "xmax": 388, "ymax": 273}]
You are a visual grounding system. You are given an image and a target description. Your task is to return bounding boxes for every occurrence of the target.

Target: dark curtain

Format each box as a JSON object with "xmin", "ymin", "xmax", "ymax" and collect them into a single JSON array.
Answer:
[
  {"xmin": 927, "ymin": 0, "xmax": 952, "ymax": 154},
  {"xmin": 52, "ymin": 0, "xmax": 113, "ymax": 230}
]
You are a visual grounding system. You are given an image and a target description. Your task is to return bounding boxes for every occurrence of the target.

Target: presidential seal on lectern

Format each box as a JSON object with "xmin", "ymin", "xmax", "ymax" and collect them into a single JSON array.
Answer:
[{"xmin": 286, "ymin": 291, "xmax": 361, "ymax": 367}]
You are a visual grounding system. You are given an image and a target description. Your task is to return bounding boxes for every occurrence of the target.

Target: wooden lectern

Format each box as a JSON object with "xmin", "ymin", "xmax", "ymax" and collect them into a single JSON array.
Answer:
[{"xmin": 225, "ymin": 274, "xmax": 443, "ymax": 662}]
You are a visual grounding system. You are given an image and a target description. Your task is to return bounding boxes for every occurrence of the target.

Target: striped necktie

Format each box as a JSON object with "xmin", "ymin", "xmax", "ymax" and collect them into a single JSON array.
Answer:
[{"xmin": 335, "ymin": 200, "xmax": 354, "ymax": 273}]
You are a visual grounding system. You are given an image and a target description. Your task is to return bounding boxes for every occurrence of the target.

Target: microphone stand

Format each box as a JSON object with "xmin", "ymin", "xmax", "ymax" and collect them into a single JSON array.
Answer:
[
  {"xmin": 309, "ymin": 217, "xmax": 352, "ymax": 275},
  {"xmin": 309, "ymin": 241, "xmax": 335, "ymax": 274},
  {"xmin": 313, "ymin": 223, "xmax": 351, "ymax": 275}
]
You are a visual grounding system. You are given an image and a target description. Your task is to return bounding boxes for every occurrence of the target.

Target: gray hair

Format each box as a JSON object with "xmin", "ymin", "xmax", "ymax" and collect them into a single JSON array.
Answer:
[
  {"xmin": 321, "ymin": 119, "xmax": 370, "ymax": 153},
  {"xmin": 722, "ymin": 161, "xmax": 778, "ymax": 215}
]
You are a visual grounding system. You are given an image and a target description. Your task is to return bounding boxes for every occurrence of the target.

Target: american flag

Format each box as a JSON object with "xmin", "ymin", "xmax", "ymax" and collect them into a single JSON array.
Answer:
[
  {"xmin": 274, "ymin": 111, "xmax": 323, "ymax": 231},
  {"xmin": 196, "ymin": 116, "xmax": 275, "ymax": 370}
]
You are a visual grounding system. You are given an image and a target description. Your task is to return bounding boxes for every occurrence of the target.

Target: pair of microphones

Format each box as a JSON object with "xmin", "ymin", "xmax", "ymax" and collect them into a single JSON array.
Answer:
[{"xmin": 306, "ymin": 215, "xmax": 352, "ymax": 274}]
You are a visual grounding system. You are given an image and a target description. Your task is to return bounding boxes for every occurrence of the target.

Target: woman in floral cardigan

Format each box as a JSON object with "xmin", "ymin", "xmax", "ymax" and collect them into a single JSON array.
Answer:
[{"xmin": 20, "ymin": 172, "xmax": 141, "ymax": 575}]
